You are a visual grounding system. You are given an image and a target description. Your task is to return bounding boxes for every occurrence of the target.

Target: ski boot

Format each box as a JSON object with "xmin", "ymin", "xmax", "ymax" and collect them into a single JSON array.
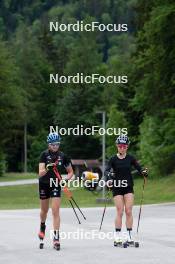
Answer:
[
  {"xmin": 114, "ymin": 233, "xmax": 123, "ymax": 247},
  {"xmin": 38, "ymin": 223, "xmax": 46, "ymax": 249},
  {"xmin": 127, "ymin": 237, "xmax": 135, "ymax": 247},
  {"xmin": 53, "ymin": 239, "xmax": 60, "ymax": 251},
  {"xmin": 126, "ymin": 230, "xmax": 139, "ymax": 248}
]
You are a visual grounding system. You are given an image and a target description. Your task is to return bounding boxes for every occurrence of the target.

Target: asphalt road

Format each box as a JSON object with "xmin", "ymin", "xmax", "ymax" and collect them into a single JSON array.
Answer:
[{"xmin": 0, "ymin": 204, "xmax": 175, "ymax": 264}]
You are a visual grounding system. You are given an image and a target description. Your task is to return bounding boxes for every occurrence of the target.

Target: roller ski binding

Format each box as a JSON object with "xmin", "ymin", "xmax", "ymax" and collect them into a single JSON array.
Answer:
[{"xmin": 126, "ymin": 231, "xmax": 139, "ymax": 248}]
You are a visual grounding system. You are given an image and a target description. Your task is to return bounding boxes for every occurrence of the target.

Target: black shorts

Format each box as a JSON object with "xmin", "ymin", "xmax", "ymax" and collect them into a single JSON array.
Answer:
[
  {"xmin": 39, "ymin": 181, "xmax": 61, "ymax": 200},
  {"xmin": 112, "ymin": 186, "xmax": 134, "ymax": 197}
]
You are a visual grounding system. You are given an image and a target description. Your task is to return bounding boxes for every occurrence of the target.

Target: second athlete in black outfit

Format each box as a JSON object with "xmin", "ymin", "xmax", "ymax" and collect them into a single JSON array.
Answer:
[{"xmin": 105, "ymin": 135, "xmax": 148, "ymax": 245}]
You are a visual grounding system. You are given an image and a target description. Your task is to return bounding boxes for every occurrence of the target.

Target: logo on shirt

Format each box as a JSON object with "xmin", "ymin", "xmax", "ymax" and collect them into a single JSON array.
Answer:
[{"xmin": 57, "ymin": 156, "xmax": 62, "ymax": 166}]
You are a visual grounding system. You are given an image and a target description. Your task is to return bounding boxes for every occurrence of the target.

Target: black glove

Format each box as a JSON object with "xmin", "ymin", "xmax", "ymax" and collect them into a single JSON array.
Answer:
[
  {"xmin": 46, "ymin": 163, "xmax": 56, "ymax": 171},
  {"xmin": 106, "ymin": 172, "xmax": 116, "ymax": 180},
  {"xmin": 105, "ymin": 172, "xmax": 116, "ymax": 188},
  {"xmin": 142, "ymin": 168, "xmax": 148, "ymax": 177}
]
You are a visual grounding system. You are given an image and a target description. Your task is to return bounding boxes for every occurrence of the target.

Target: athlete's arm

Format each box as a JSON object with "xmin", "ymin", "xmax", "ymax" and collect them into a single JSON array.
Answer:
[
  {"xmin": 131, "ymin": 158, "xmax": 142, "ymax": 173},
  {"xmin": 39, "ymin": 163, "xmax": 47, "ymax": 177},
  {"xmin": 66, "ymin": 165, "xmax": 74, "ymax": 180},
  {"xmin": 104, "ymin": 157, "xmax": 113, "ymax": 180},
  {"xmin": 131, "ymin": 157, "xmax": 148, "ymax": 177},
  {"xmin": 63, "ymin": 154, "xmax": 74, "ymax": 181}
]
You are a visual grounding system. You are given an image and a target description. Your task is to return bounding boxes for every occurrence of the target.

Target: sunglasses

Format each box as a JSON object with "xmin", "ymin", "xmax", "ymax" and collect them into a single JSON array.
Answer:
[
  {"xmin": 49, "ymin": 143, "xmax": 60, "ymax": 147},
  {"xmin": 117, "ymin": 144, "xmax": 128, "ymax": 149}
]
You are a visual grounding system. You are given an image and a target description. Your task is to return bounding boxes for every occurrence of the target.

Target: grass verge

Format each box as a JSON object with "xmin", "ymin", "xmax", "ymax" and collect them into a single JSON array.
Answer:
[
  {"xmin": 0, "ymin": 173, "xmax": 37, "ymax": 182},
  {"xmin": 0, "ymin": 175, "xmax": 175, "ymax": 209}
]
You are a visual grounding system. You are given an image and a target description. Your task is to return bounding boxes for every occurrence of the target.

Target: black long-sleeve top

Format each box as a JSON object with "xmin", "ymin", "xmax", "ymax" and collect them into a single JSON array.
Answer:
[{"xmin": 105, "ymin": 154, "xmax": 143, "ymax": 187}]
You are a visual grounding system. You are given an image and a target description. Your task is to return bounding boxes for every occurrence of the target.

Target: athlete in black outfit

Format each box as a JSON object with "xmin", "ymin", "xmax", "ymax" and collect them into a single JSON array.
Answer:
[
  {"xmin": 105, "ymin": 135, "xmax": 148, "ymax": 244},
  {"xmin": 38, "ymin": 132, "xmax": 73, "ymax": 249}
]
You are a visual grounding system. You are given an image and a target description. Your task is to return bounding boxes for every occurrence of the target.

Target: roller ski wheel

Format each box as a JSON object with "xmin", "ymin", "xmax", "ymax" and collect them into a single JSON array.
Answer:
[
  {"xmin": 53, "ymin": 240, "xmax": 60, "ymax": 251},
  {"xmin": 123, "ymin": 242, "xmax": 128, "ymax": 248},
  {"xmin": 114, "ymin": 241, "xmax": 123, "ymax": 247},
  {"xmin": 134, "ymin": 241, "xmax": 139, "ymax": 248},
  {"xmin": 39, "ymin": 241, "xmax": 44, "ymax": 249}
]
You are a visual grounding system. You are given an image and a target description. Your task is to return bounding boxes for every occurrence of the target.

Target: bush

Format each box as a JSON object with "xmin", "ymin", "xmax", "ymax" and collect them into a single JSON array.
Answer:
[
  {"xmin": 28, "ymin": 130, "xmax": 47, "ymax": 172},
  {"xmin": 139, "ymin": 110, "xmax": 175, "ymax": 178}
]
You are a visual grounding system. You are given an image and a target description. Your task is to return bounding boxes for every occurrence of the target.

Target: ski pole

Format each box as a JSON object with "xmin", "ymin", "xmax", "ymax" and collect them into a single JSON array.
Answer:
[
  {"xmin": 69, "ymin": 199, "xmax": 81, "ymax": 224},
  {"xmin": 61, "ymin": 182, "xmax": 86, "ymax": 220},
  {"xmin": 62, "ymin": 183, "xmax": 82, "ymax": 224},
  {"xmin": 53, "ymin": 165, "xmax": 86, "ymax": 223},
  {"xmin": 136, "ymin": 177, "xmax": 147, "ymax": 234},
  {"xmin": 99, "ymin": 189, "xmax": 111, "ymax": 231},
  {"xmin": 53, "ymin": 165, "xmax": 82, "ymax": 224},
  {"xmin": 70, "ymin": 197, "xmax": 86, "ymax": 220}
]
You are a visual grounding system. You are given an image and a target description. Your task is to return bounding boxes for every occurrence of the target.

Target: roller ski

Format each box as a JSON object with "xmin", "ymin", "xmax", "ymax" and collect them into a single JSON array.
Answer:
[
  {"xmin": 126, "ymin": 237, "xmax": 139, "ymax": 248},
  {"xmin": 125, "ymin": 231, "xmax": 139, "ymax": 248},
  {"xmin": 114, "ymin": 232, "xmax": 139, "ymax": 248},
  {"xmin": 53, "ymin": 239, "xmax": 60, "ymax": 251},
  {"xmin": 126, "ymin": 238, "xmax": 139, "ymax": 248},
  {"xmin": 38, "ymin": 223, "xmax": 46, "ymax": 249},
  {"xmin": 114, "ymin": 238, "xmax": 128, "ymax": 248}
]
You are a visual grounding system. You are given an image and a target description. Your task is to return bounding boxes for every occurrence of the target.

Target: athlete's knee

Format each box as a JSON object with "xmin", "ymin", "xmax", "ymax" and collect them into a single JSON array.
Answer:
[
  {"xmin": 40, "ymin": 208, "xmax": 48, "ymax": 216},
  {"xmin": 117, "ymin": 207, "xmax": 124, "ymax": 217},
  {"xmin": 52, "ymin": 207, "xmax": 60, "ymax": 218},
  {"xmin": 125, "ymin": 207, "xmax": 132, "ymax": 217}
]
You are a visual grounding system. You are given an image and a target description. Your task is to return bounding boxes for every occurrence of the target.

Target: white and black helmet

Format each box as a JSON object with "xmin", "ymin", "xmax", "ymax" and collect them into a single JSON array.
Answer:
[{"xmin": 115, "ymin": 135, "xmax": 130, "ymax": 145}]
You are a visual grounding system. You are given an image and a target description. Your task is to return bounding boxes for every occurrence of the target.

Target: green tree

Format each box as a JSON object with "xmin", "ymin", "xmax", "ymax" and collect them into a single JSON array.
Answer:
[
  {"xmin": 54, "ymin": 30, "xmax": 103, "ymax": 158},
  {"xmin": 0, "ymin": 40, "xmax": 24, "ymax": 173},
  {"xmin": 131, "ymin": 0, "xmax": 175, "ymax": 177}
]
